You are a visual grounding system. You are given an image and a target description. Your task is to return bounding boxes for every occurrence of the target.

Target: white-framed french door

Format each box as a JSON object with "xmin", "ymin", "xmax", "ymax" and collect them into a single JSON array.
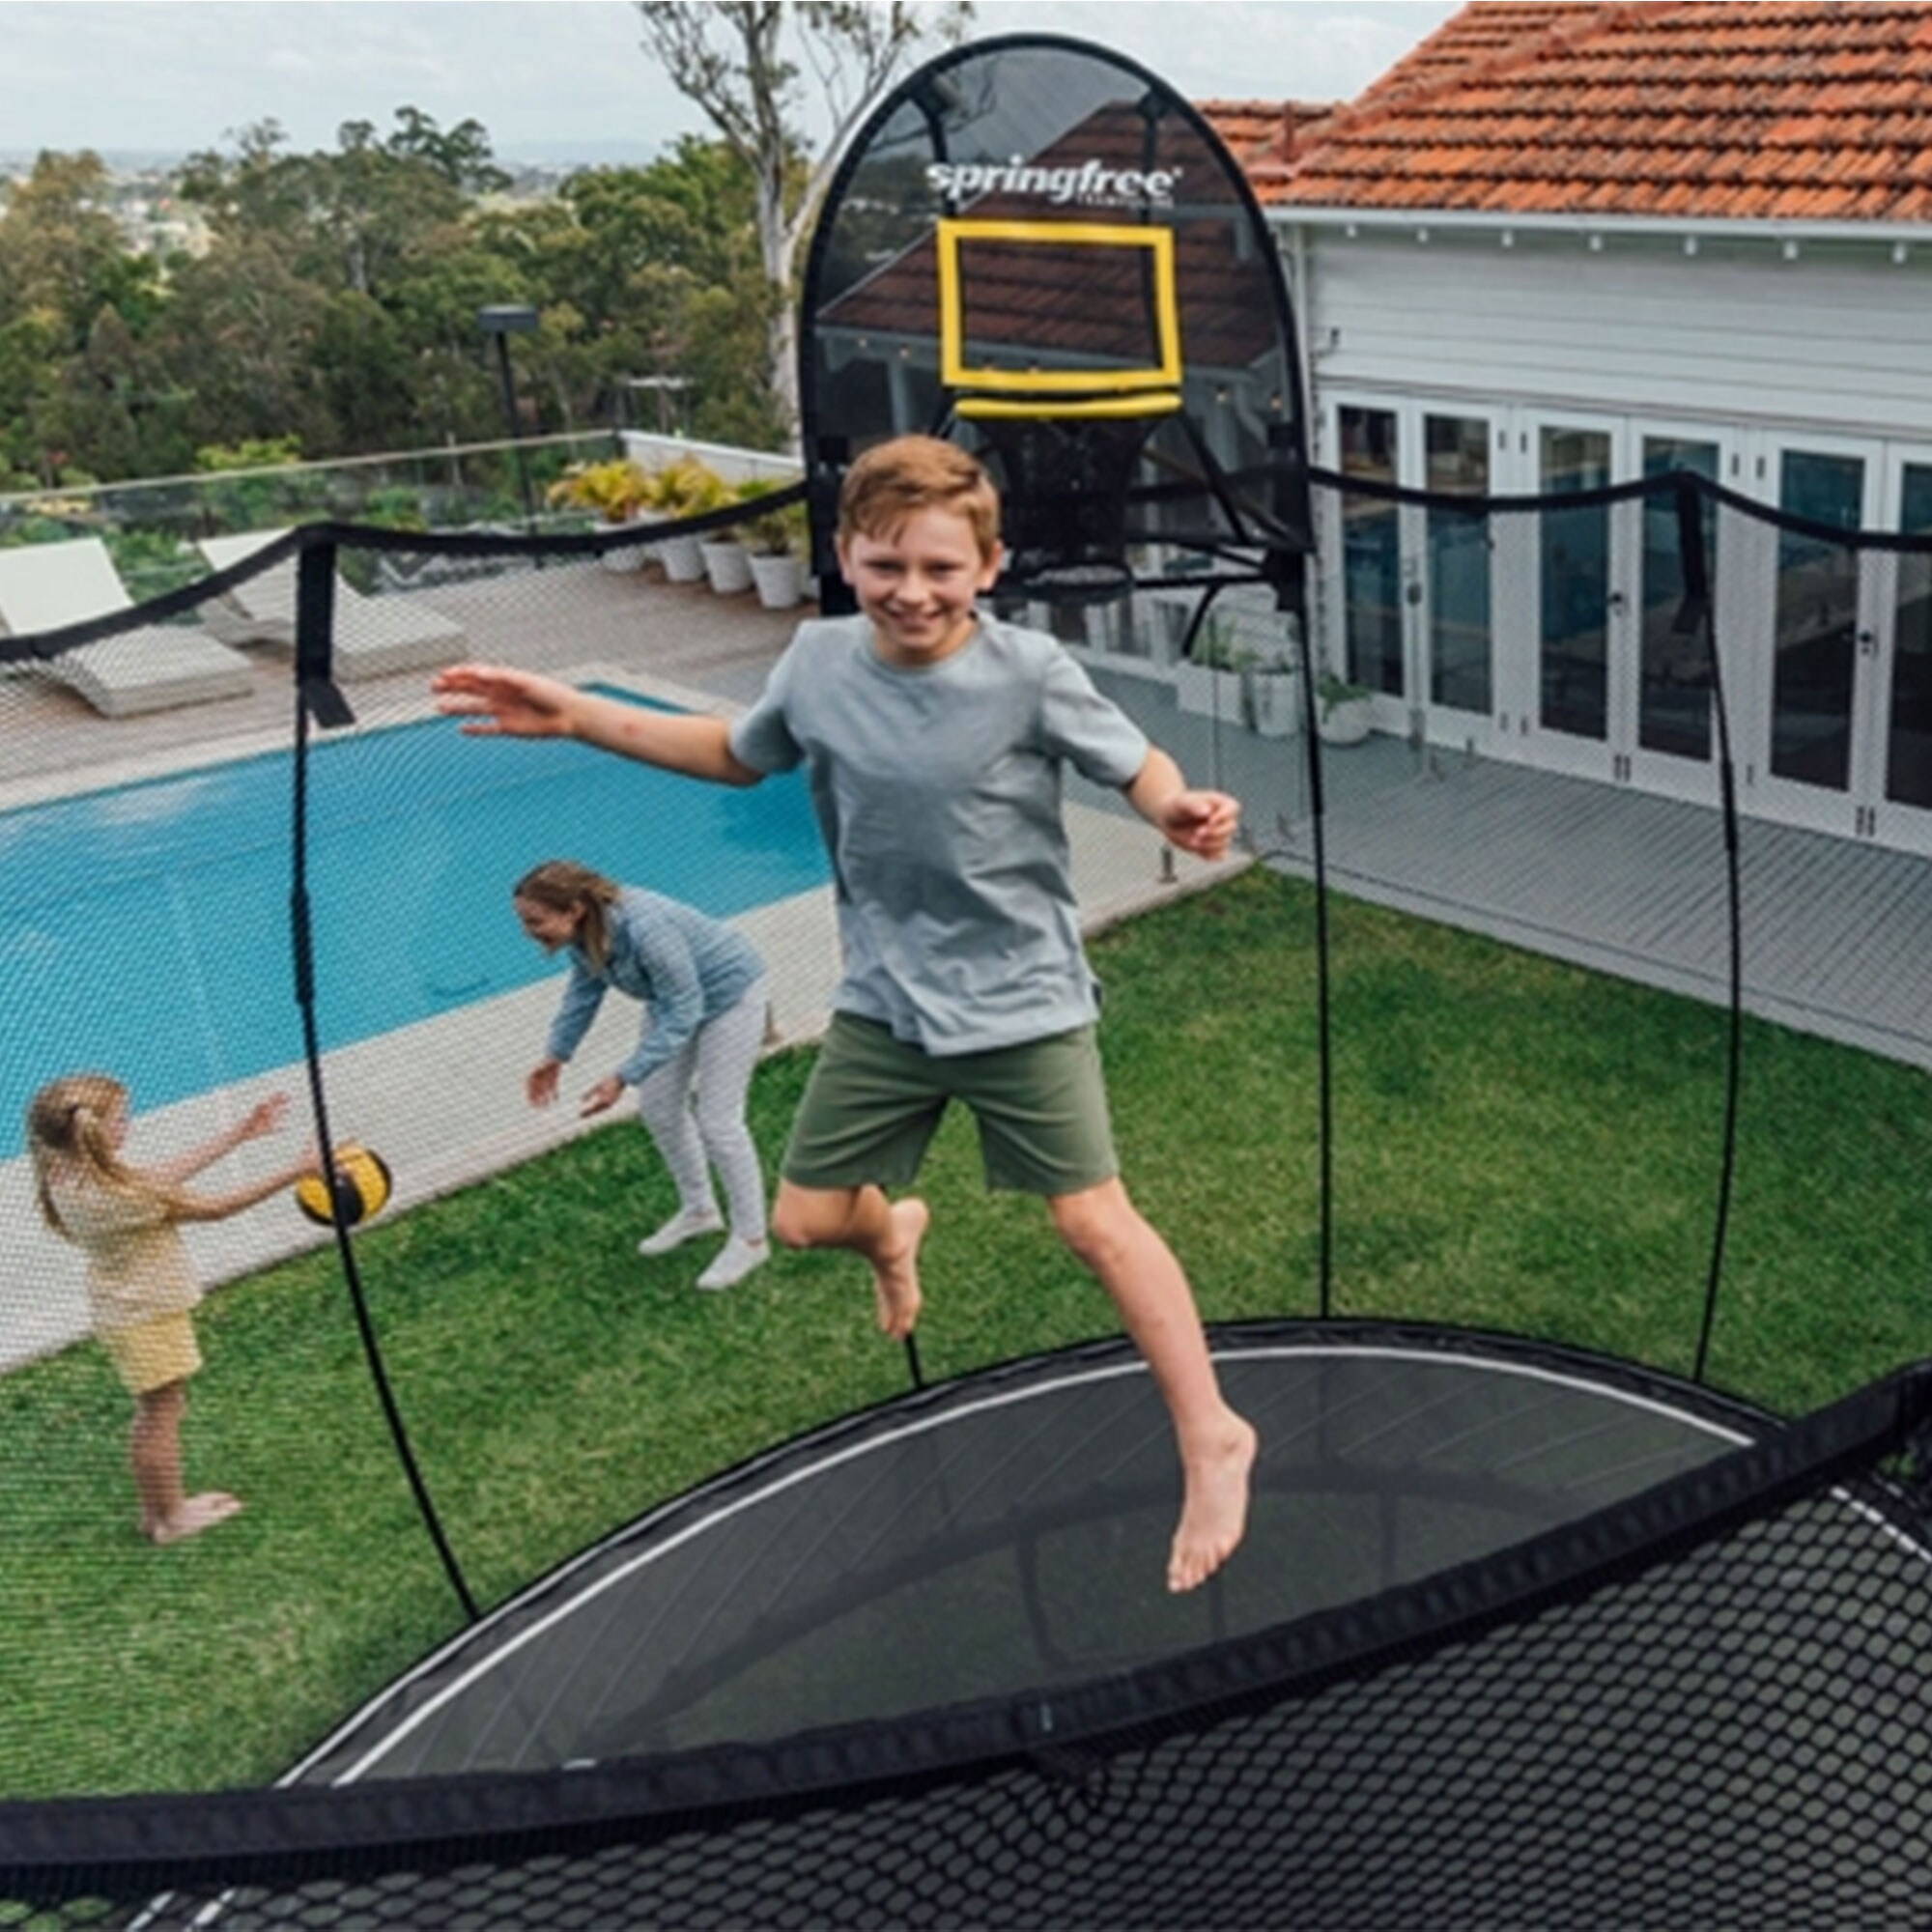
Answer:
[
  {"xmin": 1494, "ymin": 412, "xmax": 1732, "ymax": 802},
  {"xmin": 1621, "ymin": 424, "xmax": 1726, "ymax": 805},
  {"xmin": 1860, "ymin": 446, "xmax": 1932, "ymax": 855},
  {"xmin": 1322, "ymin": 393, "xmax": 1501, "ymax": 754},
  {"xmin": 1323, "ymin": 395, "xmax": 1405, "ymax": 728},
  {"xmin": 1412, "ymin": 405, "xmax": 1501, "ymax": 755},
  {"xmin": 1734, "ymin": 432, "xmax": 1885, "ymax": 839},
  {"xmin": 1499, "ymin": 409, "xmax": 1627, "ymax": 782}
]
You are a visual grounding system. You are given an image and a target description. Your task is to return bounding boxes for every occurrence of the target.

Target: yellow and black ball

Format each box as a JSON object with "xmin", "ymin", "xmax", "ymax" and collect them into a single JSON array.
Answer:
[{"xmin": 295, "ymin": 1144, "xmax": 393, "ymax": 1229}]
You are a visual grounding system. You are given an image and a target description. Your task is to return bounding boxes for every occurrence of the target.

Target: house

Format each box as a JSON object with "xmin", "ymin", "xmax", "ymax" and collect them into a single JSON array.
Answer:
[{"xmin": 1206, "ymin": 0, "xmax": 1932, "ymax": 856}]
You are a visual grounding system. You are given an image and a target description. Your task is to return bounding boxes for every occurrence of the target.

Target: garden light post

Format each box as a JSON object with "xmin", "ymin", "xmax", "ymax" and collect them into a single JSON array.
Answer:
[{"xmin": 477, "ymin": 304, "xmax": 539, "ymax": 534}]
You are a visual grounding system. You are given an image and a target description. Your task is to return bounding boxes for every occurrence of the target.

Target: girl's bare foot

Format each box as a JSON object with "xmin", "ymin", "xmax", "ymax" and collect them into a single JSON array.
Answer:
[
  {"xmin": 1168, "ymin": 1417, "xmax": 1258, "ymax": 1593},
  {"xmin": 871, "ymin": 1198, "xmax": 928, "ymax": 1339},
  {"xmin": 147, "ymin": 1492, "xmax": 243, "ymax": 1546}
]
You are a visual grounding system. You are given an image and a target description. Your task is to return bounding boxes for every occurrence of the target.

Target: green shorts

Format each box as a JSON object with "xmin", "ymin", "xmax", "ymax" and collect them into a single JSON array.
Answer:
[{"xmin": 782, "ymin": 1013, "xmax": 1119, "ymax": 1198}]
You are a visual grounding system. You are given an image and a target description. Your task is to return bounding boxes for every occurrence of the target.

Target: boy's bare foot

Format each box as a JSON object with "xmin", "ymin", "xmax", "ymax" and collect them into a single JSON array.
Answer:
[
  {"xmin": 1168, "ymin": 1417, "xmax": 1258, "ymax": 1593},
  {"xmin": 871, "ymin": 1198, "xmax": 928, "ymax": 1340},
  {"xmin": 147, "ymin": 1492, "xmax": 243, "ymax": 1547}
]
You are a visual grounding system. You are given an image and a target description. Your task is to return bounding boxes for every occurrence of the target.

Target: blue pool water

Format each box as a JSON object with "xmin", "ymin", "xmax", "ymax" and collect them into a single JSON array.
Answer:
[{"xmin": 0, "ymin": 694, "xmax": 829, "ymax": 1161}]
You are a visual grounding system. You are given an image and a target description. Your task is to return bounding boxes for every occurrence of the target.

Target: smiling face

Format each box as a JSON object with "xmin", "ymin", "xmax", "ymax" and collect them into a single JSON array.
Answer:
[
  {"xmin": 837, "ymin": 504, "xmax": 1005, "ymax": 668},
  {"xmin": 514, "ymin": 895, "xmax": 583, "ymax": 953}
]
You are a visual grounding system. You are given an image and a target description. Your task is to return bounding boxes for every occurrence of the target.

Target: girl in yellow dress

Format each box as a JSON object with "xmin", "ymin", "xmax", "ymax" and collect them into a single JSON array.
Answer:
[{"xmin": 26, "ymin": 1074, "xmax": 315, "ymax": 1545}]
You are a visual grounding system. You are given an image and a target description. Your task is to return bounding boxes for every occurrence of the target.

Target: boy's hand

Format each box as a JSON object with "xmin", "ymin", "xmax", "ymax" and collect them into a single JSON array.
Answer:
[
  {"xmin": 1159, "ymin": 788, "xmax": 1240, "ymax": 862},
  {"xmin": 526, "ymin": 1061, "xmax": 562, "ymax": 1109},
  {"xmin": 433, "ymin": 664, "xmax": 576, "ymax": 739}
]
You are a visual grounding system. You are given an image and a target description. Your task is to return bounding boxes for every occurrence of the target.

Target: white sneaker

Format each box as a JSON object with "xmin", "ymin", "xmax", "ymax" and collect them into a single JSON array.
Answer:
[
  {"xmin": 637, "ymin": 1208, "xmax": 724, "ymax": 1257},
  {"xmin": 696, "ymin": 1236, "xmax": 769, "ymax": 1293}
]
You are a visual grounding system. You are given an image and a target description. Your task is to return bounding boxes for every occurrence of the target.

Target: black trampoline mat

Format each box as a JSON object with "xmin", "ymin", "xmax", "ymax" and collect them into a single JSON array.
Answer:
[{"xmin": 292, "ymin": 1328, "xmax": 1919, "ymax": 1785}]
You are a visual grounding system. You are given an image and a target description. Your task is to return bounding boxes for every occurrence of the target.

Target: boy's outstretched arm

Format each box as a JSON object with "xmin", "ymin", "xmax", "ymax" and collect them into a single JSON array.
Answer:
[
  {"xmin": 432, "ymin": 664, "xmax": 761, "ymax": 786},
  {"xmin": 1124, "ymin": 749, "xmax": 1241, "ymax": 862}
]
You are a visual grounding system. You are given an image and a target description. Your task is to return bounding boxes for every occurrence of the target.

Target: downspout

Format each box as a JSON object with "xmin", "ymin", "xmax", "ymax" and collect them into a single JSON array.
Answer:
[{"xmin": 1285, "ymin": 219, "xmax": 1317, "ymax": 450}]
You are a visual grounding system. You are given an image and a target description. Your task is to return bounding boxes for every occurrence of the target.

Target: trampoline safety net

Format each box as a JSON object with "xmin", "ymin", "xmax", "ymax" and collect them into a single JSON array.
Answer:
[
  {"xmin": 2, "ymin": 454, "xmax": 1932, "ymax": 1927},
  {"xmin": 8, "ymin": 27, "xmax": 1932, "ymax": 1924}
]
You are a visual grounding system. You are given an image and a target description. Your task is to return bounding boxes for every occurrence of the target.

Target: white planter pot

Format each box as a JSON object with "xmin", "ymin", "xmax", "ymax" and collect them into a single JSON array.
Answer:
[
  {"xmin": 700, "ymin": 538, "xmax": 753, "ymax": 595},
  {"xmin": 656, "ymin": 531, "xmax": 706, "ymax": 582},
  {"xmin": 749, "ymin": 552, "xmax": 805, "ymax": 610},
  {"xmin": 1175, "ymin": 663, "xmax": 1246, "ymax": 720},
  {"xmin": 599, "ymin": 514, "xmax": 659, "ymax": 573},
  {"xmin": 1245, "ymin": 668, "xmax": 1299, "ymax": 738},
  {"xmin": 1318, "ymin": 696, "xmax": 1374, "ymax": 747}
]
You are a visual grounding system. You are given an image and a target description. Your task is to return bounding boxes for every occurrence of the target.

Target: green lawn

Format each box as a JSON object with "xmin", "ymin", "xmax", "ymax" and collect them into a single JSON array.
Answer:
[{"xmin": 4, "ymin": 867, "xmax": 1928, "ymax": 1800}]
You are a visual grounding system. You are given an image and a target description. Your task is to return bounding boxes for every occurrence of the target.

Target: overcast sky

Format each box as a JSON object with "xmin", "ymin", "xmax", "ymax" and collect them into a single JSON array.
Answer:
[{"xmin": 2, "ymin": 1, "xmax": 1465, "ymax": 161}]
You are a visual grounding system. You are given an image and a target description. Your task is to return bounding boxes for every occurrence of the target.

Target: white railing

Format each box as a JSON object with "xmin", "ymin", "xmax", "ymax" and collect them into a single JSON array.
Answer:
[
  {"xmin": 0, "ymin": 430, "xmax": 807, "ymax": 604},
  {"xmin": 618, "ymin": 430, "xmax": 801, "ymax": 486}
]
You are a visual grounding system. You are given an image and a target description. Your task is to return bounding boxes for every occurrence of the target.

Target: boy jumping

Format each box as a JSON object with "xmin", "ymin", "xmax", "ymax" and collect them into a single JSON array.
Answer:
[{"xmin": 434, "ymin": 434, "xmax": 1257, "ymax": 1592}]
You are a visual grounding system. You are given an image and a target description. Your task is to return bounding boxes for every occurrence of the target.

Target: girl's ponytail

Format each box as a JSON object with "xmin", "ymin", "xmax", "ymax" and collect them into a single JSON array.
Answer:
[{"xmin": 24, "ymin": 1075, "xmax": 179, "ymax": 1235}]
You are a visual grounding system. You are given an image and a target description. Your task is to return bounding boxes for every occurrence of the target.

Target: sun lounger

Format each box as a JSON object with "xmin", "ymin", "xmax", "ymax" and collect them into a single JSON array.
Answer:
[
  {"xmin": 197, "ymin": 531, "xmax": 466, "ymax": 676},
  {"xmin": 0, "ymin": 539, "xmax": 252, "ymax": 718}
]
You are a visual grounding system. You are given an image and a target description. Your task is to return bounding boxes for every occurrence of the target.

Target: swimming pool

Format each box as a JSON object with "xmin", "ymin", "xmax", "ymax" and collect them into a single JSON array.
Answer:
[{"xmin": 0, "ymin": 694, "xmax": 829, "ymax": 1161}]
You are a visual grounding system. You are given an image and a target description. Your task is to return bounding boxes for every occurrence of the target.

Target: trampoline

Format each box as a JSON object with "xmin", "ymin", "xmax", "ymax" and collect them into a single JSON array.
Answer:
[
  {"xmin": 9, "ymin": 1325, "xmax": 1932, "ymax": 1927},
  {"xmin": 7, "ymin": 30, "xmax": 1932, "ymax": 1932}
]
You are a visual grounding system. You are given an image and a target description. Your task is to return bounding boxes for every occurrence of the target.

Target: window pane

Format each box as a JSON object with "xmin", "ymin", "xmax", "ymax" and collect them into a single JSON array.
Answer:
[
  {"xmin": 1772, "ymin": 451, "xmax": 1862, "ymax": 791},
  {"xmin": 1341, "ymin": 406, "xmax": 1402, "ymax": 696},
  {"xmin": 1539, "ymin": 427, "xmax": 1611, "ymax": 740},
  {"xmin": 1426, "ymin": 415, "xmax": 1491, "ymax": 714},
  {"xmin": 1638, "ymin": 438, "xmax": 1719, "ymax": 759},
  {"xmin": 1890, "ymin": 465, "xmax": 1932, "ymax": 810}
]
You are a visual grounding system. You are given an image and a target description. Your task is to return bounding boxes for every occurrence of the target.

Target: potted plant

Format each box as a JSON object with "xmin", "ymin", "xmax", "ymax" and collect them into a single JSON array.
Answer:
[
  {"xmin": 1241, "ymin": 647, "xmax": 1299, "ymax": 738},
  {"xmin": 740, "ymin": 491, "xmax": 810, "ymax": 610},
  {"xmin": 699, "ymin": 476, "xmax": 780, "ymax": 597},
  {"xmin": 1317, "ymin": 668, "xmax": 1376, "ymax": 746},
  {"xmin": 546, "ymin": 458, "xmax": 654, "ymax": 571},
  {"xmin": 1174, "ymin": 613, "xmax": 1248, "ymax": 721},
  {"xmin": 641, "ymin": 456, "xmax": 727, "ymax": 582}
]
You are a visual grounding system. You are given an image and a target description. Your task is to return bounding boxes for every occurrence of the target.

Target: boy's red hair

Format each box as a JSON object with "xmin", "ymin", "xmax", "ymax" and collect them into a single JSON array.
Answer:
[{"xmin": 837, "ymin": 435, "xmax": 1001, "ymax": 561}]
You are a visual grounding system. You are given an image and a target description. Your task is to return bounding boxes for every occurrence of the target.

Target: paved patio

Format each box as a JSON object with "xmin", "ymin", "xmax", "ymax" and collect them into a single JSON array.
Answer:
[
  {"xmin": 1090, "ymin": 662, "xmax": 1932, "ymax": 1072},
  {"xmin": 0, "ymin": 560, "xmax": 801, "ymax": 797}
]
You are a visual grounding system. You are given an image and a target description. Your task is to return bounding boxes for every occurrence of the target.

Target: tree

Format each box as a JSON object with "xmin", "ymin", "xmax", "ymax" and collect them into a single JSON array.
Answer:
[
  {"xmin": 0, "ymin": 153, "xmax": 143, "ymax": 342},
  {"xmin": 383, "ymin": 107, "xmax": 511, "ymax": 197},
  {"xmin": 635, "ymin": 1, "xmax": 969, "ymax": 444},
  {"xmin": 171, "ymin": 111, "xmax": 523, "ymax": 458},
  {"xmin": 0, "ymin": 152, "xmax": 170, "ymax": 480}
]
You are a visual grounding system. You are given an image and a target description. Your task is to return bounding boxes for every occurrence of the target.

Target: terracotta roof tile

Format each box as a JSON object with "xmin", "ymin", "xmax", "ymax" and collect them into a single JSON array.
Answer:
[
  {"xmin": 1197, "ymin": 99, "xmax": 1338, "ymax": 167},
  {"xmin": 1257, "ymin": 1, "xmax": 1932, "ymax": 223}
]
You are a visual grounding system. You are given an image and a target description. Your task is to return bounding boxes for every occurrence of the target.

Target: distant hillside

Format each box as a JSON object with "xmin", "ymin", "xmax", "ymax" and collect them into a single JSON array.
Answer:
[
  {"xmin": 0, "ymin": 149, "xmax": 185, "ymax": 170},
  {"xmin": 0, "ymin": 138, "xmax": 673, "ymax": 173},
  {"xmin": 495, "ymin": 138, "xmax": 668, "ymax": 167}
]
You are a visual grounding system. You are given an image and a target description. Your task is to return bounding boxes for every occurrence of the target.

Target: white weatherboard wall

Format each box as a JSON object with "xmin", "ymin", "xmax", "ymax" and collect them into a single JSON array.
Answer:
[{"xmin": 1294, "ymin": 233, "xmax": 1932, "ymax": 441}]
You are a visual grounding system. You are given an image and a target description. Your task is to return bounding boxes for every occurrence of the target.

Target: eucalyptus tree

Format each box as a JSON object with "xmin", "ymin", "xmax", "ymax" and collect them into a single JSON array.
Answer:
[
  {"xmin": 635, "ymin": 0, "xmax": 970, "ymax": 444},
  {"xmin": 0, "ymin": 151, "xmax": 167, "ymax": 481}
]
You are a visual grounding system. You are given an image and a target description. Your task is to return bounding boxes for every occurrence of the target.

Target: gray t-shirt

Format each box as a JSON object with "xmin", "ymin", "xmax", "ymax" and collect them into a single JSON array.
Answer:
[{"xmin": 729, "ymin": 611, "xmax": 1150, "ymax": 1055}]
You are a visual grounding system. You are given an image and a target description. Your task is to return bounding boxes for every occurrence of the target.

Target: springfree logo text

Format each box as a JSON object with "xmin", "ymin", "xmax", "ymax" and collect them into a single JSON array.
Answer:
[{"xmin": 926, "ymin": 157, "xmax": 1182, "ymax": 209}]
